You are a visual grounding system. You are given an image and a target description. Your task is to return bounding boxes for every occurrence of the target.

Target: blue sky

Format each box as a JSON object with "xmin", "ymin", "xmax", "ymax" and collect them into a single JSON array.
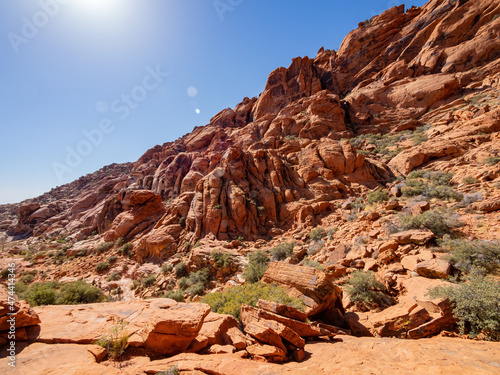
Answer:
[{"xmin": 0, "ymin": 0, "xmax": 428, "ymax": 204}]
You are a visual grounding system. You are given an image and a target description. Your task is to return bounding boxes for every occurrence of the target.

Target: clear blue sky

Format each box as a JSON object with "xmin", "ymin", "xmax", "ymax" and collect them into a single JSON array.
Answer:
[{"xmin": 0, "ymin": 0, "xmax": 427, "ymax": 204}]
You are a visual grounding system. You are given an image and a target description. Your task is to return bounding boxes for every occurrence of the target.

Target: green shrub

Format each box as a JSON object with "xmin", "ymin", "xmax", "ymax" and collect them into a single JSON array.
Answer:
[
  {"xmin": 462, "ymin": 176, "xmax": 478, "ymax": 185},
  {"xmin": 404, "ymin": 171, "xmax": 460, "ymax": 201},
  {"xmin": 309, "ymin": 227, "xmax": 326, "ymax": 241},
  {"xmin": 444, "ymin": 239, "xmax": 500, "ymax": 276},
  {"xmin": 142, "ymin": 275, "xmax": 157, "ymax": 288},
  {"xmin": 24, "ymin": 282, "xmax": 58, "ymax": 306},
  {"xmin": 94, "ymin": 321, "xmax": 130, "ymax": 360},
  {"xmin": 178, "ymin": 268, "xmax": 210, "ymax": 296},
  {"xmin": 157, "ymin": 365, "xmax": 180, "ymax": 375},
  {"xmin": 399, "ymin": 209, "xmax": 462, "ymax": 237},
  {"xmin": 211, "ymin": 250, "xmax": 234, "ymax": 269},
  {"xmin": 20, "ymin": 274, "xmax": 35, "ymax": 284},
  {"xmin": 401, "ymin": 179, "xmax": 427, "ymax": 197},
  {"xmin": 202, "ymin": 282, "xmax": 305, "ymax": 320},
  {"xmin": 307, "ymin": 240, "xmax": 325, "ymax": 256},
  {"xmin": 96, "ymin": 262, "xmax": 110, "ymax": 272},
  {"xmin": 270, "ymin": 242, "xmax": 296, "ymax": 261},
  {"xmin": 107, "ymin": 272, "xmax": 122, "ymax": 282},
  {"xmin": 57, "ymin": 281, "xmax": 103, "ymax": 305},
  {"xmin": 0, "ymin": 268, "xmax": 10, "ymax": 279},
  {"xmin": 96, "ymin": 241, "xmax": 114, "ymax": 254},
  {"xmin": 425, "ymin": 185, "xmax": 462, "ymax": 201},
  {"xmin": 366, "ymin": 189, "xmax": 389, "ymax": 205},
  {"xmin": 174, "ymin": 262, "xmax": 188, "ymax": 278},
  {"xmin": 131, "ymin": 280, "xmax": 141, "ymax": 290},
  {"xmin": 429, "ymin": 276, "xmax": 500, "ymax": 341},
  {"xmin": 345, "ymin": 271, "xmax": 388, "ymax": 306},
  {"xmin": 484, "ymin": 156, "xmax": 500, "ymax": 166},
  {"xmin": 108, "ymin": 255, "xmax": 118, "ymax": 264},
  {"xmin": 213, "ymin": 204, "xmax": 222, "ymax": 210},
  {"xmin": 118, "ymin": 243, "xmax": 133, "ymax": 257},
  {"xmin": 162, "ymin": 264, "xmax": 173, "ymax": 274},
  {"xmin": 301, "ymin": 259, "xmax": 324, "ymax": 270},
  {"xmin": 412, "ymin": 133, "xmax": 427, "ymax": 145},
  {"xmin": 163, "ymin": 289, "xmax": 185, "ymax": 302},
  {"xmin": 115, "ymin": 237, "xmax": 126, "ymax": 247},
  {"xmin": 76, "ymin": 249, "xmax": 87, "ymax": 257},
  {"xmin": 243, "ymin": 250, "xmax": 269, "ymax": 283}
]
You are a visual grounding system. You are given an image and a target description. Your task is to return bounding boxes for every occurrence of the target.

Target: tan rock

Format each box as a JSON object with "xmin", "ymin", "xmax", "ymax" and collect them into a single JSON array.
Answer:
[
  {"xmin": 256, "ymin": 299, "xmax": 308, "ymax": 322},
  {"xmin": 391, "ymin": 229, "xmax": 435, "ymax": 245},
  {"xmin": 416, "ymin": 259, "xmax": 452, "ymax": 279}
]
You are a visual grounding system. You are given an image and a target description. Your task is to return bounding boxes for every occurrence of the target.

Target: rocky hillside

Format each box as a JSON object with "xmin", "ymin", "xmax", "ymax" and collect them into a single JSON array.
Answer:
[{"xmin": 2, "ymin": 0, "xmax": 500, "ymax": 373}]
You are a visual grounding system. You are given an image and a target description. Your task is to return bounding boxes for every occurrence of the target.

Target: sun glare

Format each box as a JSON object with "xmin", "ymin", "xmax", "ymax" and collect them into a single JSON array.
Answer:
[{"xmin": 74, "ymin": 0, "xmax": 122, "ymax": 14}]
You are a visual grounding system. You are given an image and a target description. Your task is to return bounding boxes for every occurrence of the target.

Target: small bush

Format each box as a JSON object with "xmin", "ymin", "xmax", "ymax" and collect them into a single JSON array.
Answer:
[
  {"xmin": 107, "ymin": 272, "xmax": 122, "ymax": 282},
  {"xmin": 429, "ymin": 276, "xmax": 500, "ymax": 341},
  {"xmin": 213, "ymin": 204, "xmax": 222, "ymax": 210},
  {"xmin": 118, "ymin": 243, "xmax": 133, "ymax": 257},
  {"xmin": 307, "ymin": 240, "xmax": 325, "ymax": 256},
  {"xmin": 174, "ymin": 262, "xmax": 188, "ymax": 278},
  {"xmin": 345, "ymin": 271, "xmax": 388, "ymax": 306},
  {"xmin": 24, "ymin": 282, "xmax": 59, "ymax": 306},
  {"xmin": 57, "ymin": 281, "xmax": 104, "ymax": 305},
  {"xmin": 163, "ymin": 289, "xmax": 185, "ymax": 302},
  {"xmin": 202, "ymin": 282, "xmax": 305, "ymax": 320},
  {"xmin": 211, "ymin": 250, "xmax": 234, "ymax": 269},
  {"xmin": 366, "ymin": 189, "xmax": 389, "ymax": 205},
  {"xmin": 425, "ymin": 185, "xmax": 463, "ymax": 201},
  {"xmin": 484, "ymin": 156, "xmax": 500, "ymax": 166},
  {"xmin": 94, "ymin": 321, "xmax": 130, "ymax": 360},
  {"xmin": 301, "ymin": 259, "xmax": 324, "ymax": 270},
  {"xmin": 96, "ymin": 262, "xmax": 110, "ymax": 272},
  {"xmin": 270, "ymin": 242, "xmax": 296, "ymax": 261},
  {"xmin": 142, "ymin": 275, "xmax": 157, "ymax": 288},
  {"xmin": 399, "ymin": 209, "xmax": 462, "ymax": 237},
  {"xmin": 444, "ymin": 239, "xmax": 500, "ymax": 276},
  {"xmin": 462, "ymin": 176, "xmax": 478, "ymax": 185},
  {"xmin": 115, "ymin": 237, "xmax": 126, "ymax": 247},
  {"xmin": 0, "ymin": 268, "xmax": 10, "ymax": 279},
  {"xmin": 326, "ymin": 228, "xmax": 338, "ymax": 240},
  {"xmin": 178, "ymin": 268, "xmax": 210, "ymax": 296},
  {"xmin": 460, "ymin": 192, "xmax": 484, "ymax": 207},
  {"xmin": 243, "ymin": 250, "xmax": 269, "ymax": 283},
  {"xmin": 162, "ymin": 264, "xmax": 173, "ymax": 274},
  {"xmin": 20, "ymin": 274, "xmax": 35, "ymax": 284},
  {"xmin": 96, "ymin": 241, "xmax": 114, "ymax": 254},
  {"xmin": 158, "ymin": 365, "xmax": 180, "ymax": 375},
  {"xmin": 108, "ymin": 255, "xmax": 118, "ymax": 264}
]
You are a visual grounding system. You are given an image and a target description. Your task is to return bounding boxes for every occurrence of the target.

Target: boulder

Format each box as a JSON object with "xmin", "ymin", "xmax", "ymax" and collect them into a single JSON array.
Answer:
[
  {"xmin": 256, "ymin": 299, "xmax": 308, "ymax": 322},
  {"xmin": 391, "ymin": 229, "xmax": 435, "ymax": 245},
  {"xmin": 415, "ymin": 259, "xmax": 452, "ymax": 279}
]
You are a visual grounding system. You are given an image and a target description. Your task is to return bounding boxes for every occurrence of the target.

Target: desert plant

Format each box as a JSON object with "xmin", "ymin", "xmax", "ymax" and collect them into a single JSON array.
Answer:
[
  {"xmin": 243, "ymin": 250, "xmax": 269, "ymax": 283},
  {"xmin": 174, "ymin": 262, "xmax": 188, "ymax": 278},
  {"xmin": 163, "ymin": 289, "xmax": 185, "ymax": 302},
  {"xmin": 142, "ymin": 274, "xmax": 157, "ymax": 288},
  {"xmin": 484, "ymin": 156, "xmax": 500, "ymax": 166},
  {"xmin": 107, "ymin": 272, "xmax": 122, "ymax": 282},
  {"xmin": 57, "ymin": 281, "xmax": 103, "ymax": 305},
  {"xmin": 115, "ymin": 237, "xmax": 126, "ymax": 247},
  {"xmin": 307, "ymin": 240, "xmax": 325, "ymax": 256},
  {"xmin": 96, "ymin": 241, "xmax": 114, "ymax": 254},
  {"xmin": 23, "ymin": 282, "xmax": 58, "ymax": 306},
  {"xmin": 211, "ymin": 250, "xmax": 234, "ymax": 269},
  {"xmin": 366, "ymin": 189, "xmax": 389, "ymax": 205},
  {"xmin": 94, "ymin": 321, "xmax": 130, "ymax": 361},
  {"xmin": 157, "ymin": 365, "xmax": 180, "ymax": 375},
  {"xmin": 345, "ymin": 271, "xmax": 388, "ymax": 306},
  {"xmin": 270, "ymin": 242, "xmax": 296, "ymax": 261},
  {"xmin": 429, "ymin": 276, "xmax": 500, "ymax": 341},
  {"xmin": 301, "ymin": 259, "xmax": 324, "ymax": 270},
  {"xmin": 462, "ymin": 176, "xmax": 478, "ymax": 185},
  {"xmin": 202, "ymin": 282, "xmax": 305, "ymax": 320},
  {"xmin": 308, "ymin": 227, "xmax": 326, "ymax": 241},
  {"xmin": 96, "ymin": 262, "xmax": 110, "ymax": 272},
  {"xmin": 162, "ymin": 264, "xmax": 173, "ymax": 274},
  {"xmin": 213, "ymin": 204, "xmax": 222, "ymax": 210},
  {"xmin": 118, "ymin": 243, "xmax": 133, "ymax": 257},
  {"xmin": 177, "ymin": 268, "xmax": 210, "ymax": 296},
  {"xmin": 460, "ymin": 192, "xmax": 484, "ymax": 207},
  {"xmin": 108, "ymin": 255, "xmax": 118, "ymax": 264},
  {"xmin": 444, "ymin": 239, "xmax": 500, "ymax": 276},
  {"xmin": 399, "ymin": 209, "xmax": 462, "ymax": 237}
]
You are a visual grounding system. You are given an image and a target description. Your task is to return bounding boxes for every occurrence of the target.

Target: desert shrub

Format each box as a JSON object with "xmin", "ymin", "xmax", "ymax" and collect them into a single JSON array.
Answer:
[
  {"xmin": 115, "ymin": 237, "xmax": 126, "ymax": 247},
  {"xmin": 202, "ymin": 282, "xmax": 305, "ymax": 320},
  {"xmin": 428, "ymin": 171, "xmax": 453, "ymax": 186},
  {"xmin": 345, "ymin": 271, "xmax": 388, "ymax": 306},
  {"xmin": 118, "ymin": 243, "xmax": 133, "ymax": 257},
  {"xmin": 366, "ymin": 189, "xmax": 389, "ymax": 205},
  {"xmin": 401, "ymin": 179, "xmax": 427, "ymax": 197},
  {"xmin": 174, "ymin": 262, "xmax": 188, "ymax": 278},
  {"xmin": 301, "ymin": 259, "xmax": 324, "ymax": 270},
  {"xmin": 399, "ymin": 209, "xmax": 462, "ymax": 237},
  {"xmin": 96, "ymin": 262, "xmax": 110, "ymax": 272},
  {"xmin": 163, "ymin": 289, "xmax": 185, "ymax": 302},
  {"xmin": 0, "ymin": 268, "xmax": 10, "ymax": 279},
  {"xmin": 108, "ymin": 255, "xmax": 118, "ymax": 264},
  {"xmin": 308, "ymin": 227, "xmax": 326, "ymax": 241},
  {"xmin": 213, "ymin": 204, "xmax": 222, "ymax": 210},
  {"xmin": 178, "ymin": 268, "xmax": 210, "ymax": 296},
  {"xmin": 407, "ymin": 169, "xmax": 427, "ymax": 179},
  {"xmin": 162, "ymin": 264, "xmax": 173, "ymax": 274},
  {"xmin": 211, "ymin": 250, "xmax": 234, "ymax": 269},
  {"xmin": 460, "ymin": 192, "xmax": 484, "ymax": 207},
  {"xmin": 20, "ymin": 274, "xmax": 35, "ymax": 284},
  {"xmin": 24, "ymin": 282, "xmax": 59, "ymax": 306},
  {"xmin": 326, "ymin": 228, "xmax": 338, "ymax": 240},
  {"xmin": 107, "ymin": 272, "xmax": 122, "ymax": 282},
  {"xmin": 243, "ymin": 251, "xmax": 269, "ymax": 283},
  {"xmin": 57, "ymin": 281, "xmax": 103, "ymax": 305},
  {"xmin": 425, "ymin": 185, "xmax": 463, "ymax": 201},
  {"xmin": 462, "ymin": 176, "xmax": 478, "ymax": 185},
  {"xmin": 412, "ymin": 132, "xmax": 427, "ymax": 145},
  {"xmin": 270, "ymin": 242, "xmax": 296, "ymax": 261},
  {"xmin": 404, "ymin": 171, "xmax": 460, "ymax": 201},
  {"xmin": 96, "ymin": 241, "xmax": 114, "ymax": 254},
  {"xmin": 131, "ymin": 280, "xmax": 141, "ymax": 290},
  {"xmin": 429, "ymin": 276, "xmax": 500, "ymax": 341},
  {"xmin": 94, "ymin": 321, "xmax": 130, "ymax": 360},
  {"xmin": 158, "ymin": 365, "xmax": 180, "ymax": 375},
  {"xmin": 307, "ymin": 240, "xmax": 325, "ymax": 256},
  {"xmin": 444, "ymin": 239, "xmax": 500, "ymax": 276},
  {"xmin": 142, "ymin": 274, "xmax": 157, "ymax": 288},
  {"xmin": 484, "ymin": 156, "xmax": 500, "ymax": 166}
]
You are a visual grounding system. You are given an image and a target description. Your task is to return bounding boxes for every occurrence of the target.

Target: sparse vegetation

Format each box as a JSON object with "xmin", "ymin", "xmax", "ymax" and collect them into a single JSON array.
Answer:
[
  {"xmin": 243, "ymin": 250, "xmax": 270, "ymax": 283},
  {"xmin": 202, "ymin": 282, "xmax": 305, "ymax": 320},
  {"xmin": 366, "ymin": 189, "xmax": 389, "ymax": 205},
  {"xmin": 96, "ymin": 241, "xmax": 114, "ymax": 254},
  {"xmin": 307, "ymin": 240, "xmax": 325, "ymax": 256},
  {"xmin": 403, "ymin": 171, "xmax": 461, "ymax": 201},
  {"xmin": 94, "ymin": 321, "xmax": 130, "ymax": 361},
  {"xmin": 462, "ymin": 176, "xmax": 478, "ymax": 185},
  {"xmin": 429, "ymin": 276, "xmax": 500, "ymax": 341},
  {"xmin": 157, "ymin": 365, "xmax": 180, "ymax": 375},
  {"xmin": 399, "ymin": 209, "xmax": 462, "ymax": 237},
  {"xmin": 107, "ymin": 272, "xmax": 122, "ymax": 282},
  {"xmin": 163, "ymin": 289, "xmax": 185, "ymax": 302},
  {"xmin": 96, "ymin": 262, "xmax": 110, "ymax": 272},
  {"xmin": 18, "ymin": 281, "xmax": 103, "ymax": 306},
  {"xmin": 345, "ymin": 271, "xmax": 388, "ymax": 306},
  {"xmin": 117, "ymin": 243, "xmax": 133, "ymax": 258},
  {"xmin": 301, "ymin": 259, "xmax": 324, "ymax": 270},
  {"xmin": 142, "ymin": 274, "xmax": 157, "ymax": 288},
  {"xmin": 270, "ymin": 242, "xmax": 296, "ymax": 261},
  {"xmin": 162, "ymin": 264, "xmax": 173, "ymax": 274},
  {"xmin": 174, "ymin": 262, "xmax": 188, "ymax": 278},
  {"xmin": 308, "ymin": 227, "xmax": 326, "ymax": 241},
  {"xmin": 178, "ymin": 268, "xmax": 210, "ymax": 296},
  {"xmin": 484, "ymin": 156, "xmax": 500, "ymax": 166},
  {"xmin": 443, "ymin": 239, "xmax": 500, "ymax": 276},
  {"xmin": 211, "ymin": 250, "xmax": 234, "ymax": 269}
]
